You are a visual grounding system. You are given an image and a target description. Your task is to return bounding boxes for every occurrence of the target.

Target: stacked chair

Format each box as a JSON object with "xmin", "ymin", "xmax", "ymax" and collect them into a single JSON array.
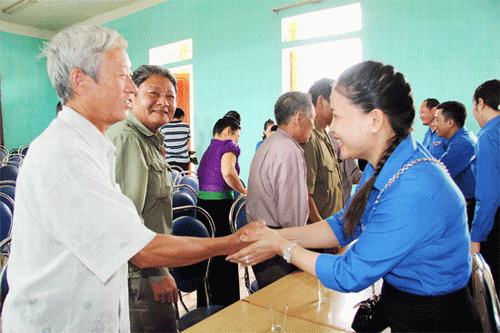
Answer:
[
  {"xmin": 0, "ymin": 144, "xmax": 28, "ymax": 310},
  {"xmin": 171, "ymin": 204, "xmax": 225, "ymax": 331},
  {"xmin": 229, "ymin": 196, "xmax": 259, "ymax": 294},
  {"xmin": 471, "ymin": 252, "xmax": 500, "ymax": 332}
]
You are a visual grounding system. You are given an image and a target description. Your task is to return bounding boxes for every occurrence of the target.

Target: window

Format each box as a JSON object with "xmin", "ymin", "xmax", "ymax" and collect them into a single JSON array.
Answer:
[
  {"xmin": 281, "ymin": 3, "xmax": 361, "ymax": 42},
  {"xmin": 281, "ymin": 3, "xmax": 362, "ymax": 92},
  {"xmin": 149, "ymin": 38, "xmax": 193, "ymax": 66}
]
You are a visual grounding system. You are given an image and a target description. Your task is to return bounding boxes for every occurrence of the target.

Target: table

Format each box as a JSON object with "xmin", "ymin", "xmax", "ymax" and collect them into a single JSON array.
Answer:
[
  {"xmin": 184, "ymin": 270, "xmax": 386, "ymax": 332},
  {"xmin": 183, "ymin": 299, "xmax": 339, "ymax": 332},
  {"xmin": 244, "ymin": 271, "xmax": 383, "ymax": 332}
]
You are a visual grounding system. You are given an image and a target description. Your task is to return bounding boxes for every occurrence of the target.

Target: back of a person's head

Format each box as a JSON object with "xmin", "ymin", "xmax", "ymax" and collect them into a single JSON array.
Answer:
[
  {"xmin": 224, "ymin": 110, "xmax": 241, "ymax": 125},
  {"xmin": 474, "ymin": 79, "xmax": 500, "ymax": 111},
  {"xmin": 424, "ymin": 98, "xmax": 440, "ymax": 109},
  {"xmin": 437, "ymin": 101, "xmax": 467, "ymax": 128},
  {"xmin": 274, "ymin": 91, "xmax": 312, "ymax": 126},
  {"xmin": 213, "ymin": 115, "xmax": 241, "ymax": 136},
  {"xmin": 308, "ymin": 78, "xmax": 334, "ymax": 107},
  {"xmin": 132, "ymin": 65, "xmax": 178, "ymax": 92},
  {"xmin": 264, "ymin": 119, "xmax": 275, "ymax": 130},
  {"xmin": 173, "ymin": 107, "xmax": 185, "ymax": 119},
  {"xmin": 41, "ymin": 25, "xmax": 128, "ymax": 104}
]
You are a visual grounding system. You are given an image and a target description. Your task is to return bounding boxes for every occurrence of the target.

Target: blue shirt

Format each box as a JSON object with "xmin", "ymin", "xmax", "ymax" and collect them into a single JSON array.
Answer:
[
  {"xmin": 316, "ymin": 134, "xmax": 471, "ymax": 296},
  {"xmin": 439, "ymin": 127, "xmax": 477, "ymax": 199},
  {"xmin": 470, "ymin": 116, "xmax": 500, "ymax": 242},
  {"xmin": 422, "ymin": 127, "xmax": 447, "ymax": 159}
]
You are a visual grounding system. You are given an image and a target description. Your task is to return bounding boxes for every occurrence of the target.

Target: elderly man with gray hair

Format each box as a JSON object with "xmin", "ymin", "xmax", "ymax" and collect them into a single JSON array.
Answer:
[
  {"xmin": 246, "ymin": 91, "xmax": 315, "ymax": 289},
  {"xmin": 2, "ymin": 25, "xmax": 259, "ymax": 332}
]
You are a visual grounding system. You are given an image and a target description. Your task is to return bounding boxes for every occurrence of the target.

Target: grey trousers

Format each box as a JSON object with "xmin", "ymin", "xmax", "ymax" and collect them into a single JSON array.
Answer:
[{"xmin": 128, "ymin": 277, "xmax": 178, "ymax": 333}]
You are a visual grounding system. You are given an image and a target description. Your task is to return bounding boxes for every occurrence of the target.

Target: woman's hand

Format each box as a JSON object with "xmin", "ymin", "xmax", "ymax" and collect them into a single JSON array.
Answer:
[{"xmin": 226, "ymin": 225, "xmax": 287, "ymax": 266}]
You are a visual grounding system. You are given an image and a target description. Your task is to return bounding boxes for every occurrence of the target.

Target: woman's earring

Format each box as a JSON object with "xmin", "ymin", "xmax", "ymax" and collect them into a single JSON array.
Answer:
[{"xmin": 372, "ymin": 129, "xmax": 376, "ymax": 133}]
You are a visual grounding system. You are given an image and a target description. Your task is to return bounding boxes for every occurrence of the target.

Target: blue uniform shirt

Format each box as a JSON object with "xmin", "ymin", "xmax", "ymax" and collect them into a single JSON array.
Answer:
[
  {"xmin": 422, "ymin": 127, "xmax": 447, "ymax": 159},
  {"xmin": 316, "ymin": 134, "xmax": 471, "ymax": 296},
  {"xmin": 439, "ymin": 127, "xmax": 477, "ymax": 200},
  {"xmin": 470, "ymin": 115, "xmax": 500, "ymax": 242}
]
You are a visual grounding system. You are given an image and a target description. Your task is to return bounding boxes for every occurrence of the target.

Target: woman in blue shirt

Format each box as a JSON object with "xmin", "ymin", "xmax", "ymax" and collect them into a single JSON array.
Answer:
[
  {"xmin": 470, "ymin": 79, "xmax": 500, "ymax": 293},
  {"xmin": 229, "ymin": 61, "xmax": 480, "ymax": 332}
]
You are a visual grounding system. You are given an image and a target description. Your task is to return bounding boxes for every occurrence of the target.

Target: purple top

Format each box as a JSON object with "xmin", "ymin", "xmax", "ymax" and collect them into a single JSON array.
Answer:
[{"xmin": 198, "ymin": 139, "xmax": 241, "ymax": 192}]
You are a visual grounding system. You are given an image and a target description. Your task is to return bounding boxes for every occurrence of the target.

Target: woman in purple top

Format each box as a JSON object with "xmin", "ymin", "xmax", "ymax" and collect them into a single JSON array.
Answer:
[{"xmin": 196, "ymin": 113, "xmax": 247, "ymax": 307}]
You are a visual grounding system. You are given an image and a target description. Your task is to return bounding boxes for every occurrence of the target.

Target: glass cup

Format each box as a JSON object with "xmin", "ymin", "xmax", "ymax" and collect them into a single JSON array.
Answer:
[
  {"xmin": 318, "ymin": 279, "xmax": 332, "ymax": 304},
  {"xmin": 269, "ymin": 302, "xmax": 288, "ymax": 332}
]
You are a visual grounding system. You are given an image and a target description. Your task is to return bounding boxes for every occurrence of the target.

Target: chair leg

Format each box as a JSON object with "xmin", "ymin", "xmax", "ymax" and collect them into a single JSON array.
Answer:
[{"xmin": 178, "ymin": 290, "xmax": 189, "ymax": 314}]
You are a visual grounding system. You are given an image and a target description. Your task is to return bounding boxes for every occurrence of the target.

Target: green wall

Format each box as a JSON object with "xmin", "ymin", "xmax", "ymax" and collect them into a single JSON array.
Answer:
[
  {"xmin": 0, "ymin": 0, "xmax": 498, "ymax": 178},
  {"xmin": 0, "ymin": 31, "xmax": 58, "ymax": 150},
  {"xmin": 105, "ymin": 0, "xmax": 499, "ymax": 181}
]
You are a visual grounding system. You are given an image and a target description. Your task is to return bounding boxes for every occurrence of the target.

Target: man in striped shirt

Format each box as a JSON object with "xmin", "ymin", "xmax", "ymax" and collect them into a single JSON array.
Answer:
[{"xmin": 159, "ymin": 107, "xmax": 191, "ymax": 170}]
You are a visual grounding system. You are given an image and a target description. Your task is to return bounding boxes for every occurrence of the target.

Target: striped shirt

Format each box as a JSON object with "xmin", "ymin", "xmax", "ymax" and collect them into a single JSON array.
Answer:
[{"xmin": 159, "ymin": 120, "xmax": 191, "ymax": 164}]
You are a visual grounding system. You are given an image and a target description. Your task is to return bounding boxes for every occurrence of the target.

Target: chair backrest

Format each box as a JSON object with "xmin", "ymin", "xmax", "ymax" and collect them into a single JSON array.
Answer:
[
  {"xmin": 0, "ymin": 200, "xmax": 12, "ymax": 241},
  {"xmin": 229, "ymin": 196, "xmax": 247, "ymax": 233},
  {"xmin": 174, "ymin": 184, "xmax": 197, "ymax": 205},
  {"xmin": 0, "ymin": 191, "xmax": 14, "ymax": 216},
  {"xmin": 0, "ymin": 164, "xmax": 19, "ymax": 183},
  {"xmin": 179, "ymin": 175, "xmax": 199, "ymax": 195},
  {"xmin": 173, "ymin": 170, "xmax": 197, "ymax": 186},
  {"xmin": 0, "ymin": 236, "xmax": 11, "ymax": 310},
  {"xmin": 472, "ymin": 252, "xmax": 500, "ymax": 332},
  {"xmin": 170, "ymin": 205, "xmax": 215, "ymax": 295},
  {"xmin": 0, "ymin": 147, "xmax": 7, "ymax": 162},
  {"xmin": 172, "ymin": 191, "xmax": 196, "ymax": 219}
]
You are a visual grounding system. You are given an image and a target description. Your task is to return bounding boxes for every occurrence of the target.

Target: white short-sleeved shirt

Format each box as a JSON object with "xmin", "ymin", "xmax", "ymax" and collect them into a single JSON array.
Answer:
[{"xmin": 2, "ymin": 107, "xmax": 156, "ymax": 332}]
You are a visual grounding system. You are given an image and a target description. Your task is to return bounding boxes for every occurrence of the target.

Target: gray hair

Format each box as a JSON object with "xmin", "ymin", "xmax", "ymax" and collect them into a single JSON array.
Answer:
[
  {"xmin": 274, "ymin": 91, "xmax": 313, "ymax": 126},
  {"xmin": 40, "ymin": 25, "xmax": 128, "ymax": 104},
  {"xmin": 132, "ymin": 65, "xmax": 178, "ymax": 92}
]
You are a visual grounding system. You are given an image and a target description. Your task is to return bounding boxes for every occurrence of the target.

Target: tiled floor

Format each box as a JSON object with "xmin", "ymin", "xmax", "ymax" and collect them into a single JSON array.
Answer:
[{"xmin": 177, "ymin": 264, "xmax": 255, "ymax": 317}]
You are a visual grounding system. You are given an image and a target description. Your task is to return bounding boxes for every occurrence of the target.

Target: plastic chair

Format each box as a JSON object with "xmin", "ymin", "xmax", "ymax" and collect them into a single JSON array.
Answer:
[
  {"xmin": 174, "ymin": 184, "xmax": 197, "ymax": 205},
  {"xmin": 228, "ymin": 197, "xmax": 258, "ymax": 294},
  {"xmin": 7, "ymin": 154, "xmax": 23, "ymax": 164},
  {"xmin": 173, "ymin": 170, "xmax": 197, "ymax": 186},
  {"xmin": 179, "ymin": 175, "xmax": 199, "ymax": 196},
  {"xmin": 19, "ymin": 144, "xmax": 29, "ymax": 157},
  {"xmin": 0, "ymin": 185, "xmax": 15, "ymax": 214},
  {"xmin": 0, "ymin": 236, "xmax": 11, "ymax": 311},
  {"xmin": 0, "ymin": 161, "xmax": 20, "ymax": 183},
  {"xmin": 472, "ymin": 252, "xmax": 500, "ymax": 332},
  {"xmin": 0, "ymin": 200, "xmax": 12, "ymax": 242},
  {"xmin": 0, "ymin": 146, "xmax": 8, "ymax": 162},
  {"xmin": 171, "ymin": 205, "xmax": 224, "ymax": 331},
  {"xmin": 172, "ymin": 190, "xmax": 196, "ymax": 220}
]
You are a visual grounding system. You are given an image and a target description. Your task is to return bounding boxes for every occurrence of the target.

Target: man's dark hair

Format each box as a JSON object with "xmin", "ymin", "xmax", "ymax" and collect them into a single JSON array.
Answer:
[
  {"xmin": 424, "ymin": 98, "xmax": 439, "ymax": 109},
  {"xmin": 132, "ymin": 65, "xmax": 178, "ymax": 92},
  {"xmin": 437, "ymin": 101, "xmax": 467, "ymax": 128},
  {"xmin": 173, "ymin": 107, "xmax": 185, "ymax": 119},
  {"xmin": 308, "ymin": 78, "xmax": 334, "ymax": 107}
]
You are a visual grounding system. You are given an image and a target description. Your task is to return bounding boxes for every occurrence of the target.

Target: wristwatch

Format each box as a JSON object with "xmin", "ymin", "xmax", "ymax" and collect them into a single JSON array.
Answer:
[{"xmin": 283, "ymin": 242, "xmax": 299, "ymax": 263}]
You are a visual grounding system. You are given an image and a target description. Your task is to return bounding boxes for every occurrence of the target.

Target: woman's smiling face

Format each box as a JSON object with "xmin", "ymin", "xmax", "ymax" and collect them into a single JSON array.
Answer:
[{"xmin": 329, "ymin": 89, "xmax": 374, "ymax": 162}]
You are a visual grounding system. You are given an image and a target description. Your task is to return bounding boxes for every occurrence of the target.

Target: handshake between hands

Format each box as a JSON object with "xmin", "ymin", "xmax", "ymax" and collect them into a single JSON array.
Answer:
[{"xmin": 228, "ymin": 220, "xmax": 284, "ymax": 267}]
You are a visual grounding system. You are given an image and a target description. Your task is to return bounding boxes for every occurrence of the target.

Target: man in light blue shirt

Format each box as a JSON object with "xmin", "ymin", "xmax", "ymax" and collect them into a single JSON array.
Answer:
[
  {"xmin": 420, "ymin": 98, "xmax": 447, "ymax": 158},
  {"xmin": 434, "ymin": 101, "xmax": 477, "ymax": 224}
]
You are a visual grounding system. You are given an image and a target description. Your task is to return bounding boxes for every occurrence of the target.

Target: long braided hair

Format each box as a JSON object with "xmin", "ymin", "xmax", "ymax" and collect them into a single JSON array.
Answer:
[{"xmin": 337, "ymin": 61, "xmax": 415, "ymax": 237}]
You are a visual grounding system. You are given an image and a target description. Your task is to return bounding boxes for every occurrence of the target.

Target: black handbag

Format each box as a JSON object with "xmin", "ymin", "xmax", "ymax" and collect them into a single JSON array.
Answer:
[{"xmin": 351, "ymin": 285, "xmax": 388, "ymax": 332}]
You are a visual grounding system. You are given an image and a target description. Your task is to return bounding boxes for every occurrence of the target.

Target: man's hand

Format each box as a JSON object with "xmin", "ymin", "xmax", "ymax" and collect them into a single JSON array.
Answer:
[
  {"xmin": 150, "ymin": 274, "xmax": 178, "ymax": 304},
  {"xmin": 227, "ymin": 224, "xmax": 283, "ymax": 266},
  {"xmin": 228, "ymin": 220, "xmax": 266, "ymax": 254}
]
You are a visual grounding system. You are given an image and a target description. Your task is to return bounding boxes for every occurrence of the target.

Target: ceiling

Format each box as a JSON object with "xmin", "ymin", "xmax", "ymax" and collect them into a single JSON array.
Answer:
[{"xmin": 0, "ymin": 0, "xmax": 167, "ymax": 39}]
